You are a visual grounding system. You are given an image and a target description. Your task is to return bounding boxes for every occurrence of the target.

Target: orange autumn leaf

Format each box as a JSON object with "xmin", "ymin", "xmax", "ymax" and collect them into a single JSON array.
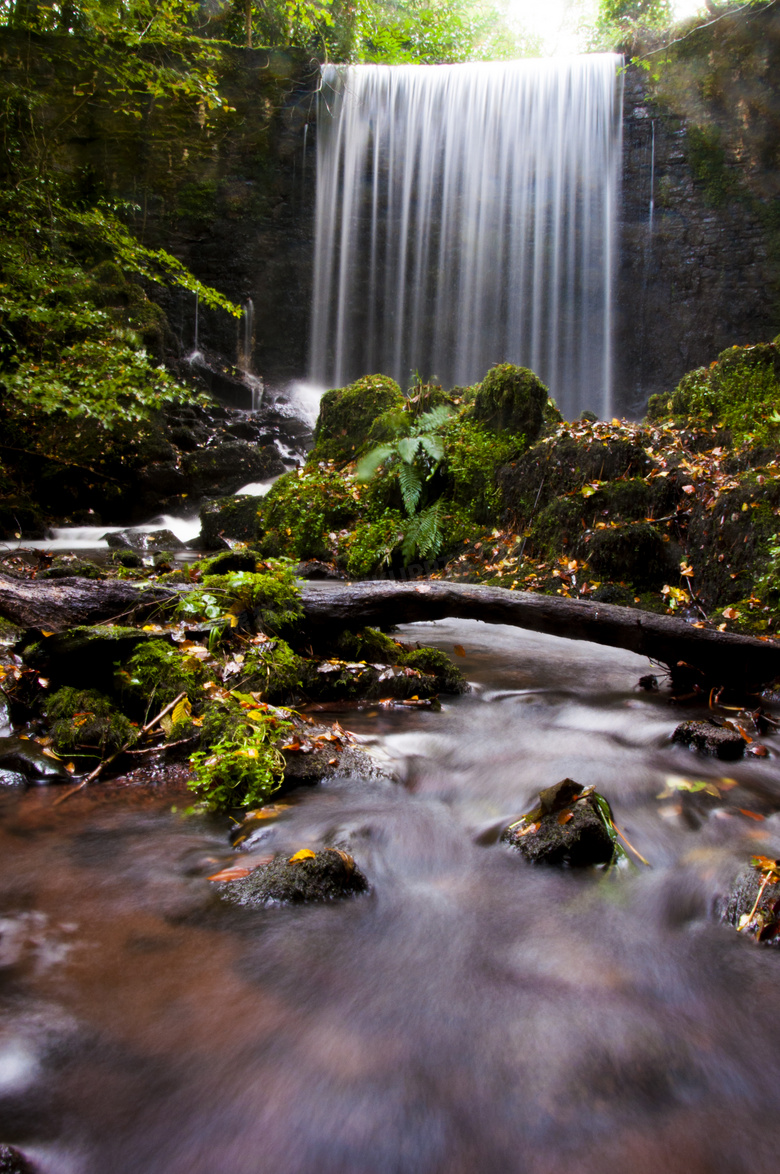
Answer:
[
  {"xmin": 453, "ymin": 644, "xmax": 466, "ymax": 657},
  {"xmin": 207, "ymin": 865, "xmax": 253, "ymax": 882},
  {"xmin": 739, "ymin": 809, "xmax": 765, "ymax": 822},
  {"xmin": 289, "ymin": 849, "xmax": 316, "ymax": 863}
]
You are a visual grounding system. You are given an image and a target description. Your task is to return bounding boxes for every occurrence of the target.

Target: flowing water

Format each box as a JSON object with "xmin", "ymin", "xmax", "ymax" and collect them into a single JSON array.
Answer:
[
  {"xmin": 2, "ymin": 620, "xmax": 780, "ymax": 1172},
  {"xmin": 310, "ymin": 57, "xmax": 623, "ymax": 418}
]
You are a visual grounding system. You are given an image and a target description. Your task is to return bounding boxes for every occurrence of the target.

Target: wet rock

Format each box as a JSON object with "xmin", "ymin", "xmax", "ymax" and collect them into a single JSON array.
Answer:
[
  {"xmin": 501, "ymin": 778, "xmax": 615, "ymax": 867},
  {"xmin": 199, "ymin": 495, "xmax": 262, "ymax": 548},
  {"xmin": 671, "ymin": 719, "xmax": 745, "ymax": 760},
  {"xmin": 295, "ymin": 559, "xmax": 346, "ymax": 580},
  {"xmin": 0, "ymin": 767, "xmax": 26, "ymax": 788},
  {"xmin": 312, "ymin": 374, "xmax": 404, "ymax": 463},
  {"xmin": 182, "ymin": 441, "xmax": 285, "ymax": 497},
  {"xmin": 105, "ymin": 528, "xmax": 184, "ymax": 552},
  {"xmin": 719, "ymin": 858, "xmax": 780, "ymax": 945},
  {"xmin": 218, "ymin": 848, "xmax": 369, "ymax": 906},
  {"xmin": 38, "ymin": 557, "xmax": 105, "ymax": 581},
  {"xmin": 586, "ymin": 521, "xmax": 675, "ymax": 589},
  {"xmin": 0, "ymin": 736, "xmax": 73, "ymax": 781},
  {"xmin": 0, "ymin": 1145, "xmax": 38, "ymax": 1174}
]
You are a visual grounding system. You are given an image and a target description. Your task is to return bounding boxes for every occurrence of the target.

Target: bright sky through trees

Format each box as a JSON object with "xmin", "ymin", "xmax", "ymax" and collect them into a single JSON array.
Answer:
[{"xmin": 504, "ymin": 0, "xmax": 705, "ymax": 54}]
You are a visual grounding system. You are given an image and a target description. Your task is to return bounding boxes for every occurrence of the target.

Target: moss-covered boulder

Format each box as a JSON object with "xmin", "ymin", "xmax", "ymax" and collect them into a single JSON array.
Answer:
[
  {"xmin": 585, "ymin": 522, "xmax": 673, "ymax": 589},
  {"xmin": 472, "ymin": 363, "xmax": 549, "ymax": 441},
  {"xmin": 258, "ymin": 466, "xmax": 361, "ymax": 561},
  {"xmin": 22, "ymin": 627, "xmax": 169, "ymax": 693},
  {"xmin": 647, "ymin": 342, "xmax": 780, "ymax": 443},
  {"xmin": 46, "ymin": 686, "xmax": 138, "ymax": 760},
  {"xmin": 312, "ymin": 374, "xmax": 404, "ymax": 463}
]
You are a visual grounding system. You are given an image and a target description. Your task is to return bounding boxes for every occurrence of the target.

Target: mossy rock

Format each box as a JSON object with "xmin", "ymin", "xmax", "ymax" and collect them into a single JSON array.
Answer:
[
  {"xmin": 499, "ymin": 434, "xmax": 653, "ymax": 523},
  {"xmin": 529, "ymin": 496, "xmax": 586, "ymax": 558},
  {"xmin": 312, "ymin": 374, "xmax": 404, "ymax": 463},
  {"xmin": 259, "ymin": 467, "xmax": 361, "ymax": 561},
  {"xmin": 687, "ymin": 477, "xmax": 780, "ymax": 608},
  {"xmin": 121, "ymin": 640, "xmax": 207, "ymax": 712},
  {"xmin": 366, "ymin": 406, "xmax": 411, "ymax": 446},
  {"xmin": 472, "ymin": 363, "xmax": 549, "ymax": 441},
  {"xmin": 217, "ymin": 849, "xmax": 369, "ymax": 907},
  {"xmin": 585, "ymin": 522, "xmax": 673, "ymax": 589},
  {"xmin": 397, "ymin": 647, "xmax": 468, "ymax": 695},
  {"xmin": 46, "ymin": 686, "xmax": 137, "ymax": 759},
  {"xmin": 199, "ymin": 495, "xmax": 262, "ymax": 548},
  {"xmin": 22, "ymin": 627, "xmax": 167, "ymax": 693},
  {"xmin": 648, "ymin": 342, "xmax": 780, "ymax": 444}
]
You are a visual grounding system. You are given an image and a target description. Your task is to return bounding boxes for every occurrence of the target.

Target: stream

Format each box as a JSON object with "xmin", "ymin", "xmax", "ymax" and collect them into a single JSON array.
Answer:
[{"xmin": 2, "ymin": 619, "xmax": 780, "ymax": 1173}]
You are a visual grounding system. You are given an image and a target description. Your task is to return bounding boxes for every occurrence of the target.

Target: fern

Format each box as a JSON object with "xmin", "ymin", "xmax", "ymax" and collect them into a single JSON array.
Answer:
[
  {"xmin": 398, "ymin": 460, "xmax": 423, "ymax": 513},
  {"xmin": 401, "ymin": 501, "xmax": 444, "ymax": 563}
]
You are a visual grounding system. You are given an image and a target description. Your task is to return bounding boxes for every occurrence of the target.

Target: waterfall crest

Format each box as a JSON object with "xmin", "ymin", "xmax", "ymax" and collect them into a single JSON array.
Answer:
[{"xmin": 310, "ymin": 56, "xmax": 623, "ymax": 419}]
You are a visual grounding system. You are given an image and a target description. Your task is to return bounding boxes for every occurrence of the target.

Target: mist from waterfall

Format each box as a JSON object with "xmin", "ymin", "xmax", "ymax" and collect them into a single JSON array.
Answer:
[{"xmin": 310, "ymin": 56, "xmax": 623, "ymax": 419}]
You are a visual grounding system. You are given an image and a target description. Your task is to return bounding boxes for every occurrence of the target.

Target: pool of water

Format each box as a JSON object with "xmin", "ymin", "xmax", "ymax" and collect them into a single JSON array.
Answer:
[{"xmin": 1, "ymin": 620, "xmax": 780, "ymax": 1173}]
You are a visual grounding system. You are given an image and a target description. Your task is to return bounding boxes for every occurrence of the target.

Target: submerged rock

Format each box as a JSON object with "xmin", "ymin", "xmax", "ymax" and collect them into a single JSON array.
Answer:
[
  {"xmin": 719, "ymin": 857, "xmax": 780, "ymax": 946},
  {"xmin": 218, "ymin": 848, "xmax": 369, "ymax": 907},
  {"xmin": 672, "ymin": 719, "xmax": 745, "ymax": 759},
  {"xmin": 501, "ymin": 778, "xmax": 616, "ymax": 868},
  {"xmin": 0, "ymin": 1145, "xmax": 38, "ymax": 1174}
]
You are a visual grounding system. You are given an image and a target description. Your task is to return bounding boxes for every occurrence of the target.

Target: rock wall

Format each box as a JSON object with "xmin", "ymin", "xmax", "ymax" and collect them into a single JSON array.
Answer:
[{"xmin": 617, "ymin": 5, "xmax": 780, "ymax": 415}]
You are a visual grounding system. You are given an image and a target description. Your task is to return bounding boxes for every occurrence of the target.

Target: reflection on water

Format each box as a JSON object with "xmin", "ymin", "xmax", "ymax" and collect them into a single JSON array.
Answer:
[{"xmin": 2, "ymin": 621, "xmax": 780, "ymax": 1173}]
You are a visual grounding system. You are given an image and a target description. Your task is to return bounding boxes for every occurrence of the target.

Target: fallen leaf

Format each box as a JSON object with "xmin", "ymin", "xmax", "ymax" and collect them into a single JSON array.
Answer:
[
  {"xmin": 557, "ymin": 811, "xmax": 573, "ymax": 825},
  {"xmin": 453, "ymin": 644, "xmax": 466, "ymax": 657},
  {"xmin": 207, "ymin": 865, "xmax": 253, "ymax": 882},
  {"xmin": 739, "ymin": 809, "xmax": 765, "ymax": 821},
  {"xmin": 288, "ymin": 849, "xmax": 316, "ymax": 863}
]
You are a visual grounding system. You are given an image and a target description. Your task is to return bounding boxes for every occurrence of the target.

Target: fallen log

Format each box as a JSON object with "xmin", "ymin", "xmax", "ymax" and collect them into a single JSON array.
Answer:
[
  {"xmin": 0, "ymin": 572, "xmax": 178, "ymax": 631},
  {"xmin": 1, "ymin": 572, "xmax": 778, "ymax": 688},
  {"xmin": 298, "ymin": 580, "xmax": 780, "ymax": 688}
]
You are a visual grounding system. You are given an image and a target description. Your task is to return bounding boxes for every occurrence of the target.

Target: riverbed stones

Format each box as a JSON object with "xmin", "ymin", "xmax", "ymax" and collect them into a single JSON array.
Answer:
[
  {"xmin": 218, "ymin": 848, "xmax": 369, "ymax": 907},
  {"xmin": 501, "ymin": 779, "xmax": 615, "ymax": 868},
  {"xmin": 672, "ymin": 719, "xmax": 745, "ymax": 759},
  {"xmin": 199, "ymin": 494, "xmax": 262, "ymax": 548},
  {"xmin": 719, "ymin": 859, "xmax": 780, "ymax": 945}
]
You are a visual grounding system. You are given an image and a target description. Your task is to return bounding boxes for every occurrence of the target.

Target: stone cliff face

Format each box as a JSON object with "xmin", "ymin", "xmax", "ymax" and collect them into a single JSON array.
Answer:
[{"xmin": 617, "ymin": 5, "xmax": 780, "ymax": 414}]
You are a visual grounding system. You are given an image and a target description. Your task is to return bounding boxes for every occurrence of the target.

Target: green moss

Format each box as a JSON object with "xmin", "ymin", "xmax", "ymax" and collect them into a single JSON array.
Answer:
[
  {"xmin": 259, "ymin": 466, "xmax": 361, "ymax": 560},
  {"xmin": 589, "ymin": 478, "xmax": 654, "ymax": 521},
  {"xmin": 333, "ymin": 628, "xmax": 404, "ymax": 663},
  {"xmin": 188, "ymin": 702, "xmax": 292, "ymax": 811},
  {"xmin": 46, "ymin": 686, "xmax": 137, "ymax": 758},
  {"xmin": 397, "ymin": 647, "xmax": 468, "ymax": 694},
  {"xmin": 312, "ymin": 374, "xmax": 404, "ymax": 462},
  {"xmin": 687, "ymin": 125, "xmax": 740, "ymax": 209},
  {"xmin": 472, "ymin": 363, "xmax": 549, "ymax": 441},
  {"xmin": 443, "ymin": 419, "xmax": 521, "ymax": 524},
  {"xmin": 341, "ymin": 511, "xmax": 405, "ymax": 578},
  {"xmin": 530, "ymin": 497, "xmax": 586, "ymax": 557},
  {"xmin": 240, "ymin": 638, "xmax": 305, "ymax": 704},
  {"xmin": 121, "ymin": 642, "xmax": 207, "ymax": 712},
  {"xmin": 586, "ymin": 522, "xmax": 672, "ymax": 589},
  {"xmin": 650, "ymin": 343, "xmax": 780, "ymax": 443},
  {"xmin": 367, "ymin": 406, "xmax": 412, "ymax": 445}
]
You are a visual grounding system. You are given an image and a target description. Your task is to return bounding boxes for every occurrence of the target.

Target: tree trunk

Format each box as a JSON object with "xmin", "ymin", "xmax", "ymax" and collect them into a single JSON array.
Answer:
[
  {"xmin": 0, "ymin": 573, "xmax": 179, "ymax": 632},
  {"xmin": 298, "ymin": 580, "xmax": 780, "ymax": 688}
]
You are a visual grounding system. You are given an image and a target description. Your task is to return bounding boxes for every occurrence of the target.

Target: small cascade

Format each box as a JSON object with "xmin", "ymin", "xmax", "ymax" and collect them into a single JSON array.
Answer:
[
  {"xmin": 240, "ymin": 298, "xmax": 255, "ymax": 372},
  {"xmin": 194, "ymin": 291, "xmax": 199, "ymax": 352},
  {"xmin": 310, "ymin": 56, "xmax": 624, "ymax": 419}
]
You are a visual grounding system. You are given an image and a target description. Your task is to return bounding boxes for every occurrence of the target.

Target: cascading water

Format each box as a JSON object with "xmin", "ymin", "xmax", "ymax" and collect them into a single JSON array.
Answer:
[{"xmin": 310, "ymin": 56, "xmax": 624, "ymax": 419}]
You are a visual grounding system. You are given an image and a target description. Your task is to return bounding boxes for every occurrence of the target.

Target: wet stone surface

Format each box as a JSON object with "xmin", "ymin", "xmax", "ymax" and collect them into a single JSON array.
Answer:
[
  {"xmin": 217, "ymin": 848, "xmax": 369, "ymax": 907},
  {"xmin": 501, "ymin": 779, "xmax": 616, "ymax": 868},
  {"xmin": 672, "ymin": 719, "xmax": 746, "ymax": 759}
]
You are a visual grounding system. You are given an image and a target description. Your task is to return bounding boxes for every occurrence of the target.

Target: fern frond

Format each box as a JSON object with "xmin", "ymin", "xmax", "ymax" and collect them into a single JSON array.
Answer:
[
  {"xmin": 419, "ymin": 434, "xmax": 443, "ymax": 465},
  {"xmin": 415, "ymin": 406, "xmax": 453, "ymax": 434},
  {"xmin": 397, "ymin": 436, "xmax": 421, "ymax": 464},
  {"xmin": 356, "ymin": 445, "xmax": 394, "ymax": 482},
  {"xmin": 398, "ymin": 461, "xmax": 422, "ymax": 515}
]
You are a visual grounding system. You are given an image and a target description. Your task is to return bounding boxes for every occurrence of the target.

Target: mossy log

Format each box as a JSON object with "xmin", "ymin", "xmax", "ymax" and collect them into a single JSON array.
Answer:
[
  {"xmin": 0, "ymin": 572, "xmax": 178, "ymax": 631},
  {"xmin": 2, "ymin": 573, "xmax": 779, "ymax": 687},
  {"xmin": 297, "ymin": 581, "xmax": 780, "ymax": 688}
]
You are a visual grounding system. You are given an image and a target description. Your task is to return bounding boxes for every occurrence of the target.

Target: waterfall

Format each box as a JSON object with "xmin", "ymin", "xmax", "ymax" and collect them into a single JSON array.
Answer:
[{"xmin": 310, "ymin": 56, "xmax": 624, "ymax": 420}]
